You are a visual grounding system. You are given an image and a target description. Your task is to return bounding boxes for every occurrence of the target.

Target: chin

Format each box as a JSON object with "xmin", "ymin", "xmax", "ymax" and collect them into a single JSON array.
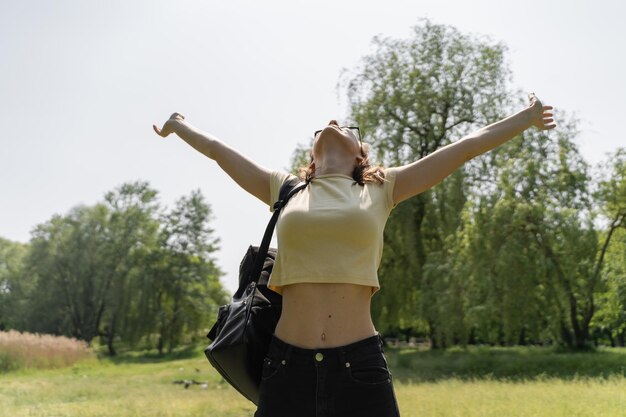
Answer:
[
  {"xmin": 314, "ymin": 132, "xmax": 359, "ymax": 159},
  {"xmin": 318, "ymin": 127, "xmax": 351, "ymax": 145}
]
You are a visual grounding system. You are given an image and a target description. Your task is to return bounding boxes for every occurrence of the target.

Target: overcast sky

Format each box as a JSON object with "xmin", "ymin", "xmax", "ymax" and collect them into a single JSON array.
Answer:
[{"xmin": 1, "ymin": 0, "xmax": 624, "ymax": 294}]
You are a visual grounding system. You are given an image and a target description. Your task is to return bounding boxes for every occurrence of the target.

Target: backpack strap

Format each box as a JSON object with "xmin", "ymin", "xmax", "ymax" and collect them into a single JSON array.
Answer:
[{"xmin": 250, "ymin": 177, "xmax": 307, "ymax": 284}]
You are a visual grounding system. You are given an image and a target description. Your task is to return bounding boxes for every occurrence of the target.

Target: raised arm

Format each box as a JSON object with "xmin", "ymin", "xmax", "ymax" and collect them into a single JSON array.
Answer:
[
  {"xmin": 153, "ymin": 113, "xmax": 272, "ymax": 205},
  {"xmin": 392, "ymin": 93, "xmax": 556, "ymax": 204}
]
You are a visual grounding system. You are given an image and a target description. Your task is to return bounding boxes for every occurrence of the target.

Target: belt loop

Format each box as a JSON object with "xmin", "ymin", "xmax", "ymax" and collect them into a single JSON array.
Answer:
[
  {"xmin": 284, "ymin": 343, "xmax": 293, "ymax": 363},
  {"xmin": 339, "ymin": 346, "xmax": 347, "ymax": 367}
]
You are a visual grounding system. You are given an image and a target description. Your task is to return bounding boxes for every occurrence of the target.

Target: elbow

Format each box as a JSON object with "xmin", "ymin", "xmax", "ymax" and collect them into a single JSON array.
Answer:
[{"xmin": 458, "ymin": 135, "xmax": 479, "ymax": 162}]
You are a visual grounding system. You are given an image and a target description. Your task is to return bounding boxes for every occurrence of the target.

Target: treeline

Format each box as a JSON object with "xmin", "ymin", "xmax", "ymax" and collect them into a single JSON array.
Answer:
[{"xmin": 0, "ymin": 182, "xmax": 229, "ymax": 355}]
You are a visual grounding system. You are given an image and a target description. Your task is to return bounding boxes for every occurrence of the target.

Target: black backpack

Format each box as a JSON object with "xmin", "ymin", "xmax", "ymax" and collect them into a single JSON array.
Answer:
[{"xmin": 205, "ymin": 177, "xmax": 306, "ymax": 405}]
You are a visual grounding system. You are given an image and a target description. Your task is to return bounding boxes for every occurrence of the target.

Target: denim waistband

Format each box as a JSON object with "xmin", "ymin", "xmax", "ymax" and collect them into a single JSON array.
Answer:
[{"xmin": 268, "ymin": 332, "xmax": 384, "ymax": 364}]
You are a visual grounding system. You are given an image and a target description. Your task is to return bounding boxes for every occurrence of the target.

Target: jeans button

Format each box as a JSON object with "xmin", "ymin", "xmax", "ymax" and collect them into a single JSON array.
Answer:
[{"xmin": 315, "ymin": 352, "xmax": 324, "ymax": 362}]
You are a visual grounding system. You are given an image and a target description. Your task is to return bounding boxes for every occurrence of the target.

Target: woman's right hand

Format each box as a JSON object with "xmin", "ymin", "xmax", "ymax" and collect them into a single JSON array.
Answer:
[{"xmin": 153, "ymin": 112, "xmax": 185, "ymax": 137}]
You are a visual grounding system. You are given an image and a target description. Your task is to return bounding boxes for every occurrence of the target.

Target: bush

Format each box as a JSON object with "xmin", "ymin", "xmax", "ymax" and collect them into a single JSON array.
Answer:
[{"xmin": 0, "ymin": 330, "xmax": 92, "ymax": 371}]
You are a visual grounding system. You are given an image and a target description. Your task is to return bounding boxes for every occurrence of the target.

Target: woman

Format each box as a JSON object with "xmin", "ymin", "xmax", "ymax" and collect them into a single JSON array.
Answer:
[{"xmin": 153, "ymin": 93, "xmax": 556, "ymax": 417}]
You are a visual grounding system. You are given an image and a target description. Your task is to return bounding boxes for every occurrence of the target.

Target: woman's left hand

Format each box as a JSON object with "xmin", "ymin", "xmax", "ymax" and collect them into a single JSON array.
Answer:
[{"xmin": 527, "ymin": 93, "xmax": 556, "ymax": 131}]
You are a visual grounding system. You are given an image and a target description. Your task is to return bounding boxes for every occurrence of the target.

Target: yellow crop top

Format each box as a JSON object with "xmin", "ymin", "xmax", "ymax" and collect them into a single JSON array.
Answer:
[{"xmin": 267, "ymin": 169, "xmax": 398, "ymax": 296}]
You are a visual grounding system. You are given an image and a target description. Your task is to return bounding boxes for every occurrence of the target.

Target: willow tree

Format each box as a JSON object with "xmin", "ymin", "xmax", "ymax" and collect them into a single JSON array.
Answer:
[
  {"xmin": 342, "ymin": 20, "xmax": 512, "ymax": 346},
  {"xmin": 458, "ymin": 116, "xmax": 586, "ymax": 347}
]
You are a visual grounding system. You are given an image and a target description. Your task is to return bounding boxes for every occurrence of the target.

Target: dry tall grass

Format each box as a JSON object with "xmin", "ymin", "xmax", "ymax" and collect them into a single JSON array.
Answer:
[{"xmin": 0, "ymin": 330, "xmax": 92, "ymax": 371}]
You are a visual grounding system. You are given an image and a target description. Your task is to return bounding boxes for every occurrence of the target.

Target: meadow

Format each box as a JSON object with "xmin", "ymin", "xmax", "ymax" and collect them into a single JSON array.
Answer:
[{"xmin": 1, "ymin": 340, "xmax": 626, "ymax": 417}]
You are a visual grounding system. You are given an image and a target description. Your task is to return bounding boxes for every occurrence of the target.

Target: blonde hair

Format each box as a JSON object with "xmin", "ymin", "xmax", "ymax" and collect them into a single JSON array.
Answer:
[{"xmin": 298, "ymin": 143, "xmax": 386, "ymax": 185}]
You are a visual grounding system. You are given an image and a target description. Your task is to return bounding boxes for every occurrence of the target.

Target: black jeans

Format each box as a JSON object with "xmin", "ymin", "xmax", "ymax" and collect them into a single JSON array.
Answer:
[{"xmin": 254, "ymin": 332, "xmax": 401, "ymax": 417}]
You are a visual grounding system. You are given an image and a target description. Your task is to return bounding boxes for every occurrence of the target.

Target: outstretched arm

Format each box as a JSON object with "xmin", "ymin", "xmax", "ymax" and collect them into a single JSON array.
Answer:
[
  {"xmin": 153, "ymin": 113, "xmax": 272, "ymax": 205},
  {"xmin": 392, "ymin": 93, "xmax": 556, "ymax": 204}
]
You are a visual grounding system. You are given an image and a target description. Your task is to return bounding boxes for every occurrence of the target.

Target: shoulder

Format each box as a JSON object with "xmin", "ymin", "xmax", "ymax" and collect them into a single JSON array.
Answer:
[
  {"xmin": 271, "ymin": 171, "xmax": 296, "ymax": 187},
  {"xmin": 362, "ymin": 168, "xmax": 398, "ymax": 210},
  {"xmin": 269, "ymin": 171, "xmax": 298, "ymax": 211},
  {"xmin": 382, "ymin": 167, "xmax": 399, "ymax": 183},
  {"xmin": 380, "ymin": 167, "xmax": 399, "ymax": 209}
]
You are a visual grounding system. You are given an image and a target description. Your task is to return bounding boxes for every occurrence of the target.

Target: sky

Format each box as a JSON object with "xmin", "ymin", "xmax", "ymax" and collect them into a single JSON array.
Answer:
[{"xmin": 1, "ymin": 0, "xmax": 624, "ymax": 294}]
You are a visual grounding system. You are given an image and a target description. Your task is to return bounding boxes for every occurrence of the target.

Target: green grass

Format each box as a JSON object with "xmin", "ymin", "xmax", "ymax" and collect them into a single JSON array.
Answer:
[
  {"xmin": 1, "ymin": 345, "xmax": 625, "ymax": 417},
  {"xmin": 387, "ymin": 345, "xmax": 626, "ymax": 382}
]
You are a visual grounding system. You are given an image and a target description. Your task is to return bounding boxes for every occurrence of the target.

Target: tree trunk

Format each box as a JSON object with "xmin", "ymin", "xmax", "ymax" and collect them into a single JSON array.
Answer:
[
  {"xmin": 107, "ymin": 315, "xmax": 117, "ymax": 356},
  {"xmin": 560, "ymin": 319, "xmax": 573, "ymax": 348},
  {"xmin": 428, "ymin": 319, "xmax": 440, "ymax": 349},
  {"xmin": 607, "ymin": 331, "xmax": 615, "ymax": 348},
  {"xmin": 468, "ymin": 326, "xmax": 477, "ymax": 345},
  {"xmin": 518, "ymin": 327, "xmax": 527, "ymax": 346},
  {"xmin": 157, "ymin": 335, "xmax": 164, "ymax": 355},
  {"xmin": 158, "ymin": 317, "xmax": 166, "ymax": 355}
]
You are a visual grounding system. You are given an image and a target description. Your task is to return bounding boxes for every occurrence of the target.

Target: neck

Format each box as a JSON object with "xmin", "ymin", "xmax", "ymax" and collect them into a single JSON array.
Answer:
[{"xmin": 314, "ymin": 154, "xmax": 355, "ymax": 177}]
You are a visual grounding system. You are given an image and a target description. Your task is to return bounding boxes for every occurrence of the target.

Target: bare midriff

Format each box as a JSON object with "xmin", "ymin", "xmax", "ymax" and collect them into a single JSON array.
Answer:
[{"xmin": 273, "ymin": 282, "xmax": 377, "ymax": 349}]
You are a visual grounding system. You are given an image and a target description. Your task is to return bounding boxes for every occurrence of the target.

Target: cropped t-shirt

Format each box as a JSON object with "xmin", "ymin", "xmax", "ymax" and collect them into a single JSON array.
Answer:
[{"xmin": 267, "ymin": 168, "xmax": 398, "ymax": 296}]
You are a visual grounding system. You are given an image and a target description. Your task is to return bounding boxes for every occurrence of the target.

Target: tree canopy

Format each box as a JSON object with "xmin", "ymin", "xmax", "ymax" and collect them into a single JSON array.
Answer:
[{"xmin": 0, "ymin": 181, "xmax": 228, "ymax": 355}]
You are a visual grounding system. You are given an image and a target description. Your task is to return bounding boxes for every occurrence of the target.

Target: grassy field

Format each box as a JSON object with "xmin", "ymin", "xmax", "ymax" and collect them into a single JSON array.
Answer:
[{"xmin": 1, "ymin": 345, "xmax": 625, "ymax": 417}]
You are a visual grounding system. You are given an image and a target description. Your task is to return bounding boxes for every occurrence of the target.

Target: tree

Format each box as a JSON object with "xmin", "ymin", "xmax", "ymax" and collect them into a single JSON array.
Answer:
[
  {"xmin": 21, "ymin": 182, "xmax": 162, "ymax": 353},
  {"xmin": 151, "ymin": 189, "xmax": 226, "ymax": 354},
  {"xmin": 591, "ymin": 148, "xmax": 626, "ymax": 346},
  {"xmin": 5, "ymin": 181, "xmax": 228, "ymax": 355},
  {"xmin": 99, "ymin": 181, "xmax": 162, "ymax": 355},
  {"xmin": 459, "ymin": 116, "xmax": 626, "ymax": 349},
  {"xmin": 335, "ymin": 19, "xmax": 626, "ymax": 349},
  {"xmin": 22, "ymin": 206, "xmax": 109, "ymax": 341},
  {"xmin": 0, "ymin": 238, "xmax": 29, "ymax": 330},
  {"xmin": 341, "ymin": 19, "xmax": 512, "ymax": 347}
]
